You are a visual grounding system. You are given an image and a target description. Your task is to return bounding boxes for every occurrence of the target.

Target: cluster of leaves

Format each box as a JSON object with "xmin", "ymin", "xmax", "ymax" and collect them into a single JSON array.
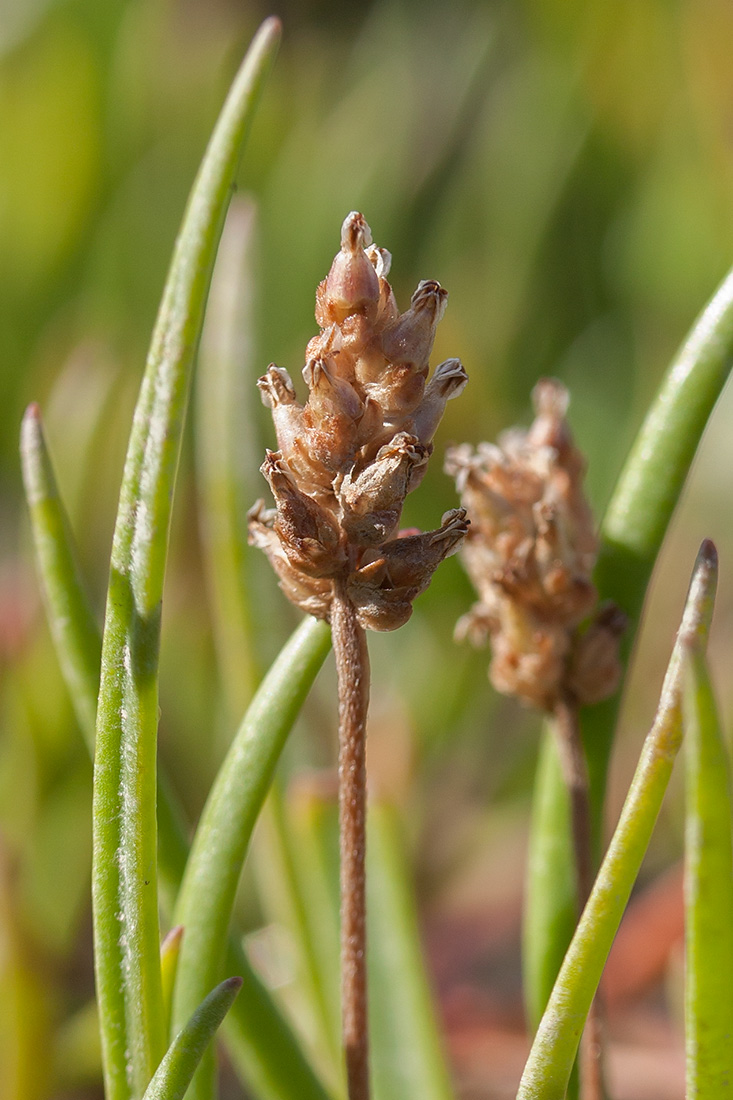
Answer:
[{"xmin": 6, "ymin": 5, "xmax": 733, "ymax": 1100}]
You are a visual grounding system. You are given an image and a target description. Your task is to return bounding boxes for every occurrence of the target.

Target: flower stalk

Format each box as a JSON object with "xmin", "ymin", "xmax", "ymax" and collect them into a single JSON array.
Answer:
[
  {"xmin": 332, "ymin": 577, "xmax": 371, "ymax": 1100},
  {"xmin": 250, "ymin": 212, "xmax": 467, "ymax": 1097},
  {"xmin": 552, "ymin": 693, "xmax": 592, "ymax": 911}
]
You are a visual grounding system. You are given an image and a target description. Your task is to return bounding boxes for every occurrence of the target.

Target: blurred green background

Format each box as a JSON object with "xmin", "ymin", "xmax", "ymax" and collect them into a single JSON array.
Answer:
[{"xmin": 3, "ymin": 1, "xmax": 733, "ymax": 1097}]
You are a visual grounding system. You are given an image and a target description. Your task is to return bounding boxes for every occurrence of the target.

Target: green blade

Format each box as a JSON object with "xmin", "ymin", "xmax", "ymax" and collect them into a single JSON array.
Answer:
[
  {"xmin": 20, "ymin": 403, "xmax": 101, "ymax": 751},
  {"xmin": 194, "ymin": 196, "xmax": 265, "ymax": 717},
  {"xmin": 222, "ymin": 933, "xmax": 336, "ymax": 1100},
  {"xmin": 171, "ymin": 615, "xmax": 332, "ymax": 1098},
  {"xmin": 90, "ymin": 19, "xmax": 281, "ymax": 1099},
  {"xmin": 517, "ymin": 541, "xmax": 717, "ymax": 1100},
  {"xmin": 253, "ymin": 785, "xmax": 343, "ymax": 1082},
  {"xmin": 523, "ymin": 264, "xmax": 733, "ymax": 1042},
  {"xmin": 684, "ymin": 644, "xmax": 733, "ymax": 1100},
  {"xmin": 142, "ymin": 978, "xmax": 243, "ymax": 1100},
  {"xmin": 367, "ymin": 802, "xmax": 455, "ymax": 1100},
  {"xmin": 20, "ymin": 402, "xmax": 332, "ymax": 1100},
  {"xmin": 589, "ymin": 263, "xmax": 733, "ymax": 821},
  {"xmin": 522, "ymin": 728, "xmax": 575, "ymax": 1033}
]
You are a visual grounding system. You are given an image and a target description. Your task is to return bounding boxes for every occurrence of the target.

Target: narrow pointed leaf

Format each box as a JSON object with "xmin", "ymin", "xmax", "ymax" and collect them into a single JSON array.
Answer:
[
  {"xmin": 283, "ymin": 784, "xmax": 342, "ymax": 1075},
  {"xmin": 142, "ymin": 978, "xmax": 243, "ymax": 1100},
  {"xmin": 517, "ymin": 541, "xmax": 717, "ymax": 1100},
  {"xmin": 191, "ymin": 187, "xmax": 335, "ymax": 1100},
  {"xmin": 171, "ymin": 616, "xmax": 332, "ymax": 1067},
  {"xmin": 684, "ymin": 644, "xmax": 733, "ymax": 1100},
  {"xmin": 222, "ymin": 936, "xmax": 335, "ymax": 1100},
  {"xmin": 254, "ymin": 786, "xmax": 342, "ymax": 1078},
  {"xmin": 599, "ymin": 268, "xmax": 733, "ymax": 614},
  {"xmin": 195, "ymin": 197, "xmax": 264, "ymax": 715},
  {"xmin": 20, "ymin": 403, "xmax": 100, "ymax": 750},
  {"xmin": 524, "ymin": 265, "xmax": 733, "ymax": 1041},
  {"xmin": 589, "ymin": 262, "xmax": 733, "ymax": 815},
  {"xmin": 161, "ymin": 927, "xmax": 185, "ymax": 1042},
  {"xmin": 522, "ymin": 730, "xmax": 575, "ymax": 1033},
  {"xmin": 91, "ymin": 19, "xmax": 281, "ymax": 1099},
  {"xmin": 523, "ymin": 735, "xmax": 579, "ymax": 1098},
  {"xmin": 368, "ymin": 803, "xmax": 455, "ymax": 1100},
  {"xmin": 20, "ymin": 407, "xmax": 332, "ymax": 1100}
]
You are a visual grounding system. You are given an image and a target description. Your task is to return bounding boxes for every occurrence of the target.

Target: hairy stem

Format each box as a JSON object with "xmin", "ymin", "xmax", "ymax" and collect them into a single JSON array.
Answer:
[
  {"xmin": 331, "ymin": 576, "xmax": 371, "ymax": 1100},
  {"xmin": 553, "ymin": 693, "xmax": 604, "ymax": 1100}
]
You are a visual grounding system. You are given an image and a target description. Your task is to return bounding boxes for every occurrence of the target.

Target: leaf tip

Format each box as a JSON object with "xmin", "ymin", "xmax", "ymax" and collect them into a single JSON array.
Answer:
[
  {"xmin": 20, "ymin": 402, "xmax": 47, "ymax": 492},
  {"xmin": 161, "ymin": 924, "xmax": 185, "ymax": 953},
  {"xmin": 697, "ymin": 537, "xmax": 718, "ymax": 571},
  {"xmin": 20, "ymin": 401, "xmax": 42, "ymax": 449},
  {"xmin": 261, "ymin": 14, "xmax": 283, "ymax": 40},
  {"xmin": 222, "ymin": 975, "xmax": 244, "ymax": 993},
  {"xmin": 680, "ymin": 538, "xmax": 718, "ymax": 650}
]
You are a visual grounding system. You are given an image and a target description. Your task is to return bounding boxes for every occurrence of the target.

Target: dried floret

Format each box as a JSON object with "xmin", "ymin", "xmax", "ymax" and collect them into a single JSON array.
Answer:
[{"xmin": 250, "ymin": 211, "xmax": 468, "ymax": 631}]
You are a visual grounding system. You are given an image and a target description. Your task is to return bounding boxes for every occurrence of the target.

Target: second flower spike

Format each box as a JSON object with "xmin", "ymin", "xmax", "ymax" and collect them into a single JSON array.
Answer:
[
  {"xmin": 445, "ymin": 378, "xmax": 625, "ymax": 710},
  {"xmin": 250, "ymin": 211, "xmax": 469, "ymax": 630}
]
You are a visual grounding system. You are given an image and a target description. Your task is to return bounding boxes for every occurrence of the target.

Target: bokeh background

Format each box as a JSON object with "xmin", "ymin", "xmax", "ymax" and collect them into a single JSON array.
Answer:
[{"xmin": 3, "ymin": 1, "xmax": 733, "ymax": 1097}]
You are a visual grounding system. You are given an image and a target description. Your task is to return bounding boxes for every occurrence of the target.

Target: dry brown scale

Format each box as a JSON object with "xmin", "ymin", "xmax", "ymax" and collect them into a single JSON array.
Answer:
[
  {"xmin": 446, "ymin": 378, "xmax": 626, "ymax": 712},
  {"xmin": 249, "ymin": 211, "xmax": 469, "ymax": 627}
]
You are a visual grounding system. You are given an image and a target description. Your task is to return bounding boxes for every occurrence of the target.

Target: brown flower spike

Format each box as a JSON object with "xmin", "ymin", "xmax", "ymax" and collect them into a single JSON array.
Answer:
[
  {"xmin": 250, "ymin": 212, "xmax": 468, "ymax": 1100},
  {"xmin": 249, "ymin": 212, "xmax": 468, "ymax": 626},
  {"xmin": 445, "ymin": 378, "xmax": 624, "ymax": 712}
]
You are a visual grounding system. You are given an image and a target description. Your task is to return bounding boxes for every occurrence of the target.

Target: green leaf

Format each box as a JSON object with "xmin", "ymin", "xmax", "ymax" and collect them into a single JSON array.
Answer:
[
  {"xmin": 253, "ymin": 785, "xmax": 343, "ymax": 1081},
  {"xmin": 516, "ymin": 541, "xmax": 718, "ymax": 1100},
  {"xmin": 255, "ymin": 787, "xmax": 455, "ymax": 1100},
  {"xmin": 161, "ymin": 927, "xmax": 184, "ymax": 1042},
  {"xmin": 20, "ymin": 403, "xmax": 332, "ymax": 1100},
  {"xmin": 367, "ymin": 802, "xmax": 455, "ymax": 1100},
  {"xmin": 221, "ymin": 935, "xmax": 336, "ymax": 1100},
  {"xmin": 191, "ymin": 184, "xmax": 336, "ymax": 1100},
  {"xmin": 523, "ymin": 735, "xmax": 579, "ymax": 1098},
  {"xmin": 684, "ymin": 644, "xmax": 733, "ymax": 1100},
  {"xmin": 20, "ymin": 403, "xmax": 100, "ymax": 751},
  {"xmin": 523, "ymin": 264, "xmax": 733, "ymax": 1040},
  {"xmin": 91, "ymin": 19, "xmax": 281, "ymax": 1099},
  {"xmin": 171, "ymin": 614, "xmax": 332, "ymax": 1097},
  {"xmin": 522, "ymin": 730, "xmax": 575, "ymax": 1033},
  {"xmin": 195, "ymin": 196, "xmax": 265, "ymax": 717},
  {"xmin": 142, "ymin": 978, "xmax": 243, "ymax": 1100},
  {"xmin": 589, "ymin": 263, "xmax": 733, "ymax": 814},
  {"xmin": 599, "ymin": 268, "xmax": 733, "ymax": 613}
]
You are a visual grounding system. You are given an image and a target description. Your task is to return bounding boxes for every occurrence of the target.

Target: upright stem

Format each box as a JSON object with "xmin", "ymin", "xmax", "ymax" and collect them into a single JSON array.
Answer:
[
  {"xmin": 553, "ymin": 692, "xmax": 604, "ymax": 1100},
  {"xmin": 553, "ymin": 694, "xmax": 593, "ymax": 909},
  {"xmin": 331, "ymin": 576, "xmax": 371, "ymax": 1100}
]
